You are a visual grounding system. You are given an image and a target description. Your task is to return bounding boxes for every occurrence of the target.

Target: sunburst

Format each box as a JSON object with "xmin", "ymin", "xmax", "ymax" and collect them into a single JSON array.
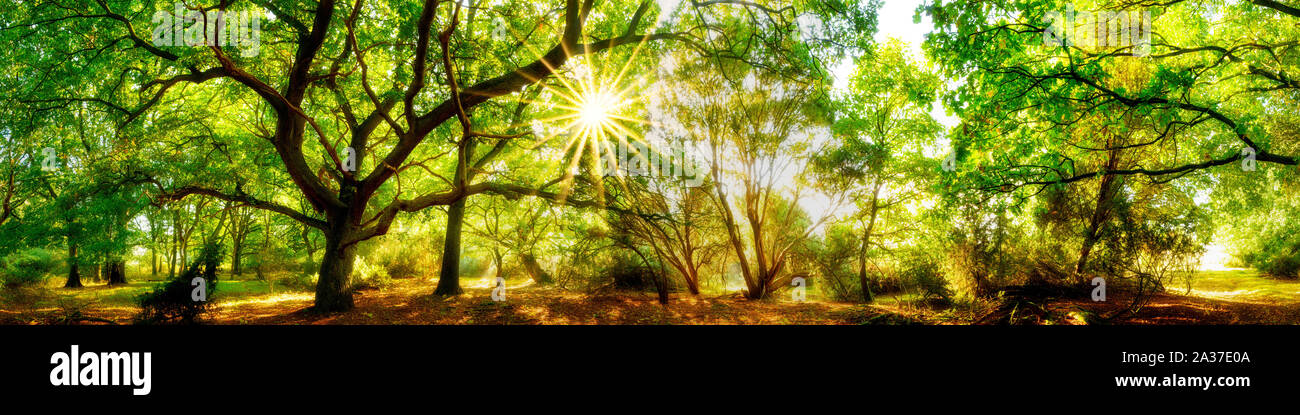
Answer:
[
  {"xmin": 490, "ymin": 7, "xmax": 680, "ymax": 204},
  {"xmin": 513, "ymin": 53, "xmax": 659, "ymax": 205}
]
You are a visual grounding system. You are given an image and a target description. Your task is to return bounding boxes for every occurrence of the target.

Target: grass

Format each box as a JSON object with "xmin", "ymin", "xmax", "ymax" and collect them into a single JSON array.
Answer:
[
  {"xmin": 1, "ymin": 272, "xmax": 313, "ymax": 319},
  {"xmin": 1187, "ymin": 269, "xmax": 1300, "ymax": 304}
]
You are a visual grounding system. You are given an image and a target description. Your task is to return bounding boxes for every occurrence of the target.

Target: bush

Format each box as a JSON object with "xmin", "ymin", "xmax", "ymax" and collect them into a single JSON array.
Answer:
[
  {"xmin": 362, "ymin": 232, "xmax": 439, "ymax": 279},
  {"xmin": 352, "ymin": 256, "xmax": 393, "ymax": 290},
  {"xmin": 899, "ymin": 254, "xmax": 952, "ymax": 303},
  {"xmin": 1261, "ymin": 251, "xmax": 1300, "ymax": 279},
  {"xmin": 2, "ymin": 248, "xmax": 59, "ymax": 288},
  {"xmin": 592, "ymin": 254, "xmax": 678, "ymax": 293},
  {"xmin": 282, "ymin": 272, "xmax": 318, "ymax": 291},
  {"xmin": 136, "ymin": 243, "xmax": 223, "ymax": 324}
]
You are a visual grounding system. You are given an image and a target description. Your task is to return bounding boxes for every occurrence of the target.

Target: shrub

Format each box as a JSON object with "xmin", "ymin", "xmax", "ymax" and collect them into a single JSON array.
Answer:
[
  {"xmin": 1, "ymin": 248, "xmax": 58, "ymax": 288},
  {"xmin": 899, "ymin": 254, "xmax": 952, "ymax": 302},
  {"xmin": 352, "ymin": 256, "xmax": 393, "ymax": 290},
  {"xmin": 361, "ymin": 232, "xmax": 438, "ymax": 279},
  {"xmin": 1261, "ymin": 251, "xmax": 1300, "ymax": 279},
  {"xmin": 282, "ymin": 272, "xmax": 318, "ymax": 291},
  {"xmin": 136, "ymin": 242, "xmax": 223, "ymax": 324}
]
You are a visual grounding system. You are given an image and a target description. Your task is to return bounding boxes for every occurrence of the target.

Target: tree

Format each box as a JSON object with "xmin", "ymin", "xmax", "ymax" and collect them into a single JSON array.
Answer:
[
  {"xmin": 660, "ymin": 60, "xmax": 838, "ymax": 299},
  {"xmin": 2, "ymin": 0, "xmax": 874, "ymax": 311},
  {"xmin": 811, "ymin": 39, "xmax": 942, "ymax": 302}
]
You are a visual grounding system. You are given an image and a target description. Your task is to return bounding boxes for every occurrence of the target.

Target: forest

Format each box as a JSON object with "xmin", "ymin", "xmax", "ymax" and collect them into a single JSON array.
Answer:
[{"xmin": 0, "ymin": 0, "xmax": 1298, "ymax": 325}]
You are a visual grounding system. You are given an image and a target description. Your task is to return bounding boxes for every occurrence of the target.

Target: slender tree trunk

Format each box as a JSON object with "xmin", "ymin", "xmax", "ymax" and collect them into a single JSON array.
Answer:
[
  {"xmin": 256, "ymin": 211, "xmax": 270, "ymax": 281},
  {"xmin": 64, "ymin": 244, "xmax": 82, "ymax": 288},
  {"xmin": 857, "ymin": 181, "xmax": 883, "ymax": 303},
  {"xmin": 435, "ymin": 198, "xmax": 467, "ymax": 296},
  {"xmin": 302, "ymin": 226, "xmax": 315, "ymax": 263},
  {"xmin": 170, "ymin": 209, "xmax": 179, "ymax": 278},
  {"xmin": 491, "ymin": 248, "xmax": 503, "ymax": 279},
  {"xmin": 1074, "ymin": 149, "xmax": 1123, "ymax": 279}
]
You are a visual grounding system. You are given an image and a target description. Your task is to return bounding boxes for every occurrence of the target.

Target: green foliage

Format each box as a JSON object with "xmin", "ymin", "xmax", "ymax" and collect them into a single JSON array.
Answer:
[
  {"xmin": 899, "ymin": 253, "xmax": 952, "ymax": 303},
  {"xmin": 283, "ymin": 272, "xmax": 319, "ymax": 292},
  {"xmin": 352, "ymin": 256, "xmax": 393, "ymax": 291},
  {"xmin": 1258, "ymin": 250, "xmax": 1300, "ymax": 279},
  {"xmin": 1, "ymin": 248, "xmax": 58, "ymax": 288},
  {"xmin": 804, "ymin": 224, "xmax": 863, "ymax": 301}
]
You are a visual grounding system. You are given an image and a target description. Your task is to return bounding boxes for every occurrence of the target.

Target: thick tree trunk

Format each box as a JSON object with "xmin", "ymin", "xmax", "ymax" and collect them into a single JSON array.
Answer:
[
  {"xmin": 106, "ymin": 260, "xmax": 127, "ymax": 285},
  {"xmin": 434, "ymin": 198, "xmax": 467, "ymax": 296},
  {"xmin": 64, "ymin": 244, "xmax": 83, "ymax": 288},
  {"xmin": 521, "ymin": 253, "xmax": 553, "ymax": 285},
  {"xmin": 232, "ymin": 237, "xmax": 243, "ymax": 276},
  {"xmin": 683, "ymin": 268, "xmax": 700, "ymax": 295},
  {"xmin": 314, "ymin": 221, "xmax": 356, "ymax": 312}
]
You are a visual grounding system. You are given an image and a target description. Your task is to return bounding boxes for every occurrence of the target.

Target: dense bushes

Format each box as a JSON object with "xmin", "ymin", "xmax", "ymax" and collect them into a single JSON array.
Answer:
[
  {"xmin": 358, "ymin": 229, "xmax": 440, "ymax": 279},
  {"xmin": 898, "ymin": 254, "xmax": 952, "ymax": 303},
  {"xmin": 1258, "ymin": 249, "xmax": 1300, "ymax": 279},
  {"xmin": 1, "ymin": 248, "xmax": 59, "ymax": 288},
  {"xmin": 352, "ymin": 256, "xmax": 393, "ymax": 290},
  {"xmin": 136, "ymin": 243, "xmax": 223, "ymax": 324}
]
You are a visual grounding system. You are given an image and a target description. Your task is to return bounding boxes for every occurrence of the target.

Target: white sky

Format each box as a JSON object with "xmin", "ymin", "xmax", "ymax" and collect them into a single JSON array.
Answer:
[
  {"xmin": 800, "ymin": 1, "xmax": 953, "ymax": 228},
  {"xmin": 831, "ymin": 0, "xmax": 958, "ymax": 128}
]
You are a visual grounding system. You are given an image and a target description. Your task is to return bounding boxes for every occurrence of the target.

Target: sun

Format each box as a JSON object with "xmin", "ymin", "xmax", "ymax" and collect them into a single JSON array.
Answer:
[
  {"xmin": 497, "ymin": 30, "xmax": 670, "ymax": 204},
  {"xmin": 521, "ymin": 58, "xmax": 648, "ymax": 183},
  {"xmin": 578, "ymin": 90, "xmax": 618, "ymax": 129}
]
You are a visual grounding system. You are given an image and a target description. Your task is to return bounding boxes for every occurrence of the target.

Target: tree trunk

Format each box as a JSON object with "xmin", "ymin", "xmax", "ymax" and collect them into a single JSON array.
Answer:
[
  {"xmin": 434, "ymin": 198, "xmax": 467, "ymax": 296},
  {"xmin": 106, "ymin": 260, "xmax": 127, "ymax": 285},
  {"xmin": 683, "ymin": 268, "xmax": 700, "ymax": 295},
  {"xmin": 857, "ymin": 181, "xmax": 883, "ymax": 303},
  {"xmin": 170, "ymin": 208, "xmax": 179, "ymax": 278},
  {"xmin": 302, "ymin": 226, "xmax": 315, "ymax": 263},
  {"xmin": 314, "ymin": 221, "xmax": 357, "ymax": 312},
  {"xmin": 232, "ymin": 236, "xmax": 243, "ymax": 276},
  {"xmin": 521, "ymin": 253, "xmax": 553, "ymax": 285},
  {"xmin": 64, "ymin": 244, "xmax": 82, "ymax": 288},
  {"xmin": 435, "ymin": 138, "xmax": 476, "ymax": 296},
  {"xmin": 1074, "ymin": 149, "xmax": 1123, "ymax": 279},
  {"xmin": 150, "ymin": 237, "xmax": 158, "ymax": 277}
]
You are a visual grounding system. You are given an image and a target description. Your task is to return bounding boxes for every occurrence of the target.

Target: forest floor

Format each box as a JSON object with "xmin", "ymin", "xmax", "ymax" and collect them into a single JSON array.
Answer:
[
  {"xmin": 1, "ymin": 269, "xmax": 1298, "ymax": 325},
  {"xmin": 1037, "ymin": 270, "xmax": 1300, "ymax": 325}
]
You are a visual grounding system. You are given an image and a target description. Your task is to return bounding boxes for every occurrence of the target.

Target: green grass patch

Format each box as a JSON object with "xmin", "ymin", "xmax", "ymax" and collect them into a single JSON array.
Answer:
[{"xmin": 1189, "ymin": 269, "xmax": 1300, "ymax": 303}]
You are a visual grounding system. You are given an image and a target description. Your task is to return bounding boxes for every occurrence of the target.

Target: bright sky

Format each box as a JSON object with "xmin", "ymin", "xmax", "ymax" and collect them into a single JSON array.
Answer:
[
  {"xmin": 831, "ymin": 0, "xmax": 957, "ymax": 128},
  {"xmin": 799, "ymin": 1, "xmax": 951, "ymax": 229}
]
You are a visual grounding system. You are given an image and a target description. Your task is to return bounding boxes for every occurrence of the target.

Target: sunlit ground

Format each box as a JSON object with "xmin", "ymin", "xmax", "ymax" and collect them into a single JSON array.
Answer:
[
  {"xmin": 1187, "ymin": 270, "xmax": 1300, "ymax": 304},
  {"xmin": 4, "ymin": 258, "xmax": 1300, "ymax": 324},
  {"xmin": 1197, "ymin": 243, "xmax": 1244, "ymax": 272}
]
